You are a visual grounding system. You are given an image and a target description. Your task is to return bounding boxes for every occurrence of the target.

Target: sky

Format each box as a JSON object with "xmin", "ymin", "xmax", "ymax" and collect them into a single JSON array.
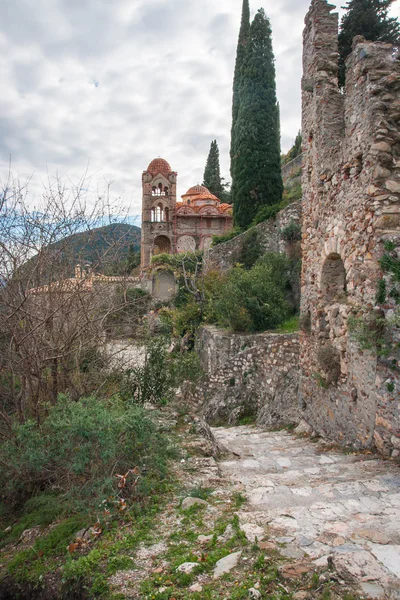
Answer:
[{"xmin": 0, "ymin": 0, "xmax": 399, "ymax": 221}]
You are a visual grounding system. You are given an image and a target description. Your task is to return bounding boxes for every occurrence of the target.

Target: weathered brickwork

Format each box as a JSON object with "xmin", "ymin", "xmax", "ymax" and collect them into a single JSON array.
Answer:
[
  {"xmin": 300, "ymin": 0, "xmax": 400, "ymax": 454},
  {"xmin": 195, "ymin": 326, "xmax": 300, "ymax": 428},
  {"xmin": 141, "ymin": 158, "xmax": 232, "ymax": 271},
  {"xmin": 206, "ymin": 201, "xmax": 302, "ymax": 272}
]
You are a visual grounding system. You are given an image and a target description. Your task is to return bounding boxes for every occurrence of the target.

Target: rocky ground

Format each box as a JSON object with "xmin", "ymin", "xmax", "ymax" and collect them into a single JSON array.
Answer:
[
  {"xmin": 2, "ymin": 414, "xmax": 399, "ymax": 599},
  {"xmin": 107, "ymin": 418, "xmax": 400, "ymax": 600}
]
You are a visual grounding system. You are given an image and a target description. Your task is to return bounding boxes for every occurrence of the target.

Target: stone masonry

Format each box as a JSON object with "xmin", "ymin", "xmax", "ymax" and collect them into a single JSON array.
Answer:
[
  {"xmin": 206, "ymin": 201, "xmax": 302, "ymax": 272},
  {"xmin": 195, "ymin": 326, "xmax": 300, "ymax": 428},
  {"xmin": 300, "ymin": 0, "xmax": 400, "ymax": 454}
]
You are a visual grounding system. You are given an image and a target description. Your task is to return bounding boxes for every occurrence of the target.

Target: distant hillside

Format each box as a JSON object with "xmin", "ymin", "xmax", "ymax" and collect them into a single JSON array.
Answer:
[{"xmin": 23, "ymin": 223, "xmax": 141, "ymax": 283}]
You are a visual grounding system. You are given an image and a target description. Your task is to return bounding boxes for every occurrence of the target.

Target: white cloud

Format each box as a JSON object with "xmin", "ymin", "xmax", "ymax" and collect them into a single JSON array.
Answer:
[{"xmin": 0, "ymin": 0, "xmax": 399, "ymax": 218}]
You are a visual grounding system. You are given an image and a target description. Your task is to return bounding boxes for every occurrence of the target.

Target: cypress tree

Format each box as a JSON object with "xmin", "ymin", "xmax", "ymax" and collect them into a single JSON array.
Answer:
[
  {"xmin": 203, "ymin": 140, "xmax": 224, "ymax": 198},
  {"xmin": 230, "ymin": 0, "xmax": 250, "ymax": 177},
  {"xmin": 232, "ymin": 8, "xmax": 283, "ymax": 230},
  {"xmin": 338, "ymin": 0, "xmax": 400, "ymax": 87}
]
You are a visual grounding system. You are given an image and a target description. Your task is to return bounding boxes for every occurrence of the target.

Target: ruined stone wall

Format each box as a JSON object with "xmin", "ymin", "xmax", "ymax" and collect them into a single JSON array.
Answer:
[
  {"xmin": 300, "ymin": 0, "xmax": 400, "ymax": 455},
  {"xmin": 206, "ymin": 202, "xmax": 302, "ymax": 272},
  {"xmin": 195, "ymin": 326, "xmax": 300, "ymax": 428},
  {"xmin": 282, "ymin": 154, "xmax": 303, "ymax": 184}
]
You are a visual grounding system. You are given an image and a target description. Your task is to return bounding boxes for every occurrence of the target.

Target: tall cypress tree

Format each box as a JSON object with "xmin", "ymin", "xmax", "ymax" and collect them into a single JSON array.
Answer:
[
  {"xmin": 203, "ymin": 140, "xmax": 224, "ymax": 198},
  {"xmin": 230, "ymin": 0, "xmax": 250, "ymax": 177},
  {"xmin": 338, "ymin": 0, "xmax": 399, "ymax": 87},
  {"xmin": 232, "ymin": 8, "xmax": 283, "ymax": 230}
]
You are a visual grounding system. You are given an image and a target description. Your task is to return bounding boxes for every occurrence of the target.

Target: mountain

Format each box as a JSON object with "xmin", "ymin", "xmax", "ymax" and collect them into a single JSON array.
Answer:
[{"xmin": 22, "ymin": 223, "xmax": 141, "ymax": 284}]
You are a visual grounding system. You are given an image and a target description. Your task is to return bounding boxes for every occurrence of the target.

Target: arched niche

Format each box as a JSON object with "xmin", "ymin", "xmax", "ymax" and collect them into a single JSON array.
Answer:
[
  {"xmin": 321, "ymin": 253, "xmax": 347, "ymax": 304},
  {"xmin": 153, "ymin": 235, "xmax": 171, "ymax": 255},
  {"xmin": 177, "ymin": 235, "xmax": 196, "ymax": 253}
]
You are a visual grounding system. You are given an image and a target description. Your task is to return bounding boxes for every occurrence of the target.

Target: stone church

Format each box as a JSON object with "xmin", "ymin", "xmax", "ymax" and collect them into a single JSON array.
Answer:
[{"xmin": 141, "ymin": 158, "xmax": 233, "ymax": 270}]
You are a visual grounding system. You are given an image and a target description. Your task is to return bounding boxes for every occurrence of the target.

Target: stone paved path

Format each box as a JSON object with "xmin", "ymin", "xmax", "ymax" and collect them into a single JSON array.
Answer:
[{"xmin": 213, "ymin": 425, "xmax": 400, "ymax": 600}]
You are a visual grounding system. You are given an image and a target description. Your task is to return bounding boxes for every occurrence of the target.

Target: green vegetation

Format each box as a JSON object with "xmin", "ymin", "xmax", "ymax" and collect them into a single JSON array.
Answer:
[
  {"xmin": 282, "ymin": 131, "xmax": 302, "ymax": 166},
  {"xmin": 281, "ymin": 221, "xmax": 302, "ymax": 243},
  {"xmin": 209, "ymin": 254, "xmax": 293, "ymax": 332},
  {"xmin": 0, "ymin": 395, "xmax": 171, "ymax": 510},
  {"xmin": 232, "ymin": 8, "xmax": 283, "ymax": 229},
  {"xmin": 203, "ymin": 139, "xmax": 225, "ymax": 199},
  {"xmin": 238, "ymin": 228, "xmax": 263, "ymax": 269},
  {"xmin": 230, "ymin": 0, "xmax": 251, "ymax": 178},
  {"xmin": 338, "ymin": 0, "xmax": 400, "ymax": 87},
  {"xmin": 212, "ymin": 228, "xmax": 242, "ymax": 246}
]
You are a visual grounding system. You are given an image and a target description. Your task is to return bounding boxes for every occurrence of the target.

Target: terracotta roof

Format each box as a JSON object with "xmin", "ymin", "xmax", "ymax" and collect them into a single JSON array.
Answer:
[
  {"xmin": 147, "ymin": 158, "xmax": 172, "ymax": 177},
  {"xmin": 176, "ymin": 202, "xmax": 232, "ymax": 216},
  {"xmin": 184, "ymin": 184, "xmax": 210, "ymax": 196}
]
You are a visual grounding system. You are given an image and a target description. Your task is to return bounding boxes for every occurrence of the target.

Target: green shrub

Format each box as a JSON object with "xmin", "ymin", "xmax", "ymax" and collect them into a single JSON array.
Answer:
[
  {"xmin": 252, "ymin": 202, "xmax": 282, "ymax": 226},
  {"xmin": 210, "ymin": 253, "xmax": 293, "ymax": 333},
  {"xmin": 212, "ymin": 228, "xmax": 242, "ymax": 246},
  {"xmin": 281, "ymin": 221, "xmax": 301, "ymax": 243},
  {"xmin": 238, "ymin": 228, "xmax": 263, "ymax": 270},
  {"xmin": 123, "ymin": 338, "xmax": 174, "ymax": 406},
  {"xmin": 0, "ymin": 395, "xmax": 171, "ymax": 509}
]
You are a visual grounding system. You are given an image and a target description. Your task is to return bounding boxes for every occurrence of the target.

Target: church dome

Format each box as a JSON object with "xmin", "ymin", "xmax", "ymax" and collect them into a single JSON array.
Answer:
[
  {"xmin": 184, "ymin": 184, "xmax": 210, "ymax": 196},
  {"xmin": 147, "ymin": 158, "xmax": 172, "ymax": 177}
]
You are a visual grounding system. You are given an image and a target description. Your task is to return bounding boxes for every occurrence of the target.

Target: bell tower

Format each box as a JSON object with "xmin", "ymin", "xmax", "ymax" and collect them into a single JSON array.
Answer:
[{"xmin": 141, "ymin": 158, "xmax": 177, "ymax": 270}]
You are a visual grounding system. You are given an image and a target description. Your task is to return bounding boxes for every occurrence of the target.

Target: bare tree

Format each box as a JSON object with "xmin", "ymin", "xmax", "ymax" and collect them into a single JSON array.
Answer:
[{"xmin": 0, "ymin": 168, "xmax": 148, "ymax": 430}]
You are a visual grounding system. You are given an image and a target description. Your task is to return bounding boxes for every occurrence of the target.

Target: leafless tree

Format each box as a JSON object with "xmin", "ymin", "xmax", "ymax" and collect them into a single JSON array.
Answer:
[{"xmin": 0, "ymin": 168, "xmax": 148, "ymax": 431}]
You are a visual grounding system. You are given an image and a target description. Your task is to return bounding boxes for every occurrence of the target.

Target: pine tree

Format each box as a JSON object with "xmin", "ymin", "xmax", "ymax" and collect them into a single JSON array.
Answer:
[
  {"xmin": 230, "ymin": 0, "xmax": 250, "ymax": 178},
  {"xmin": 232, "ymin": 8, "xmax": 283, "ymax": 230},
  {"xmin": 203, "ymin": 140, "xmax": 224, "ymax": 198},
  {"xmin": 338, "ymin": 0, "xmax": 400, "ymax": 87}
]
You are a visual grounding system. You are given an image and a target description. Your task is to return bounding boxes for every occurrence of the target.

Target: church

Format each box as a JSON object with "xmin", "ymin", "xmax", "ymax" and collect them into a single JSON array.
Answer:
[{"xmin": 141, "ymin": 158, "xmax": 233, "ymax": 270}]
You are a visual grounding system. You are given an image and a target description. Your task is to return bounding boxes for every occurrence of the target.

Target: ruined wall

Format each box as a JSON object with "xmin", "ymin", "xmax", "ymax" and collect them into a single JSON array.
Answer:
[
  {"xmin": 206, "ymin": 202, "xmax": 302, "ymax": 272},
  {"xmin": 195, "ymin": 326, "xmax": 300, "ymax": 428},
  {"xmin": 282, "ymin": 154, "xmax": 303, "ymax": 184},
  {"xmin": 300, "ymin": 0, "xmax": 400, "ymax": 455}
]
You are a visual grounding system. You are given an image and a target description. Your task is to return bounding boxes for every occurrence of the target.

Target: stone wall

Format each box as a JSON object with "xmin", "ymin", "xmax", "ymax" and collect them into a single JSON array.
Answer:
[
  {"xmin": 206, "ymin": 201, "xmax": 302, "ymax": 272},
  {"xmin": 282, "ymin": 154, "xmax": 303, "ymax": 184},
  {"xmin": 299, "ymin": 0, "xmax": 400, "ymax": 455},
  {"xmin": 195, "ymin": 326, "xmax": 300, "ymax": 428}
]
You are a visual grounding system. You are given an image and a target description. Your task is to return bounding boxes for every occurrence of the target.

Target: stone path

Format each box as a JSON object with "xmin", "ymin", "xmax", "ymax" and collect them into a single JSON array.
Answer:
[{"xmin": 213, "ymin": 425, "xmax": 400, "ymax": 600}]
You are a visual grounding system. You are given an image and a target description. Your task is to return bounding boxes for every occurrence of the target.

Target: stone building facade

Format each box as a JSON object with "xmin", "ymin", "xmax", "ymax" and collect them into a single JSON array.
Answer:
[
  {"xmin": 141, "ymin": 158, "xmax": 233, "ymax": 270},
  {"xmin": 300, "ymin": 0, "xmax": 400, "ymax": 454}
]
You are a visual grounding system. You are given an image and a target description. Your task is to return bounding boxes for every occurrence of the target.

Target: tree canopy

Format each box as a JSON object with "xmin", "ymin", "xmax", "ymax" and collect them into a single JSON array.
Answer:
[
  {"xmin": 203, "ymin": 140, "xmax": 224, "ymax": 198},
  {"xmin": 230, "ymin": 0, "xmax": 250, "ymax": 178},
  {"xmin": 338, "ymin": 0, "xmax": 400, "ymax": 86},
  {"xmin": 232, "ymin": 8, "xmax": 283, "ymax": 229}
]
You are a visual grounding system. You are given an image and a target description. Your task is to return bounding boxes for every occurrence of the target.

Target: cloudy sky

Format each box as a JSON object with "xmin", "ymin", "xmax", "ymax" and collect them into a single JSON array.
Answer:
[{"xmin": 1, "ymin": 0, "xmax": 399, "ymax": 221}]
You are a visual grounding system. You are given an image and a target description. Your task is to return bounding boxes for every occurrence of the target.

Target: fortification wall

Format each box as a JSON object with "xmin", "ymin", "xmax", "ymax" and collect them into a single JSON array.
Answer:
[
  {"xmin": 300, "ymin": 0, "xmax": 400, "ymax": 455},
  {"xmin": 195, "ymin": 326, "xmax": 300, "ymax": 428},
  {"xmin": 206, "ymin": 201, "xmax": 302, "ymax": 272}
]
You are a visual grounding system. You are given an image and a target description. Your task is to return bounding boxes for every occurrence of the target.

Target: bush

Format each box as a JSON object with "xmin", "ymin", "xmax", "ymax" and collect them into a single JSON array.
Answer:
[
  {"xmin": 210, "ymin": 253, "xmax": 293, "ymax": 332},
  {"xmin": 281, "ymin": 221, "xmax": 302, "ymax": 243},
  {"xmin": 238, "ymin": 228, "xmax": 263, "ymax": 270},
  {"xmin": 123, "ymin": 338, "xmax": 174, "ymax": 406},
  {"xmin": 212, "ymin": 228, "xmax": 242, "ymax": 246},
  {"xmin": 0, "ymin": 395, "xmax": 171, "ymax": 509}
]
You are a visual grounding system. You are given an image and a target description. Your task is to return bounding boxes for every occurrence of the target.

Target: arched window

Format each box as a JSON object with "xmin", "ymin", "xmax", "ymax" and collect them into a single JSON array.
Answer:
[
  {"xmin": 151, "ymin": 207, "xmax": 156, "ymax": 222},
  {"xmin": 158, "ymin": 183, "xmax": 163, "ymax": 195},
  {"xmin": 152, "ymin": 186, "xmax": 157, "ymax": 196},
  {"xmin": 321, "ymin": 254, "xmax": 347, "ymax": 304},
  {"xmin": 187, "ymin": 199, "xmax": 191, "ymax": 205},
  {"xmin": 165, "ymin": 207, "xmax": 169, "ymax": 222},
  {"xmin": 164, "ymin": 186, "xmax": 169, "ymax": 196}
]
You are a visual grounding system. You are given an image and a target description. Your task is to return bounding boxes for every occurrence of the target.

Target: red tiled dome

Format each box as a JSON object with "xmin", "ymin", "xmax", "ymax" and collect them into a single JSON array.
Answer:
[
  {"xmin": 147, "ymin": 158, "xmax": 172, "ymax": 177},
  {"xmin": 184, "ymin": 185, "xmax": 210, "ymax": 196}
]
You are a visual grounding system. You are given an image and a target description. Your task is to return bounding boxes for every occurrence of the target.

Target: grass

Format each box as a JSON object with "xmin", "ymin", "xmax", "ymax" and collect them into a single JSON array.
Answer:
[{"xmin": 277, "ymin": 316, "xmax": 300, "ymax": 333}]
